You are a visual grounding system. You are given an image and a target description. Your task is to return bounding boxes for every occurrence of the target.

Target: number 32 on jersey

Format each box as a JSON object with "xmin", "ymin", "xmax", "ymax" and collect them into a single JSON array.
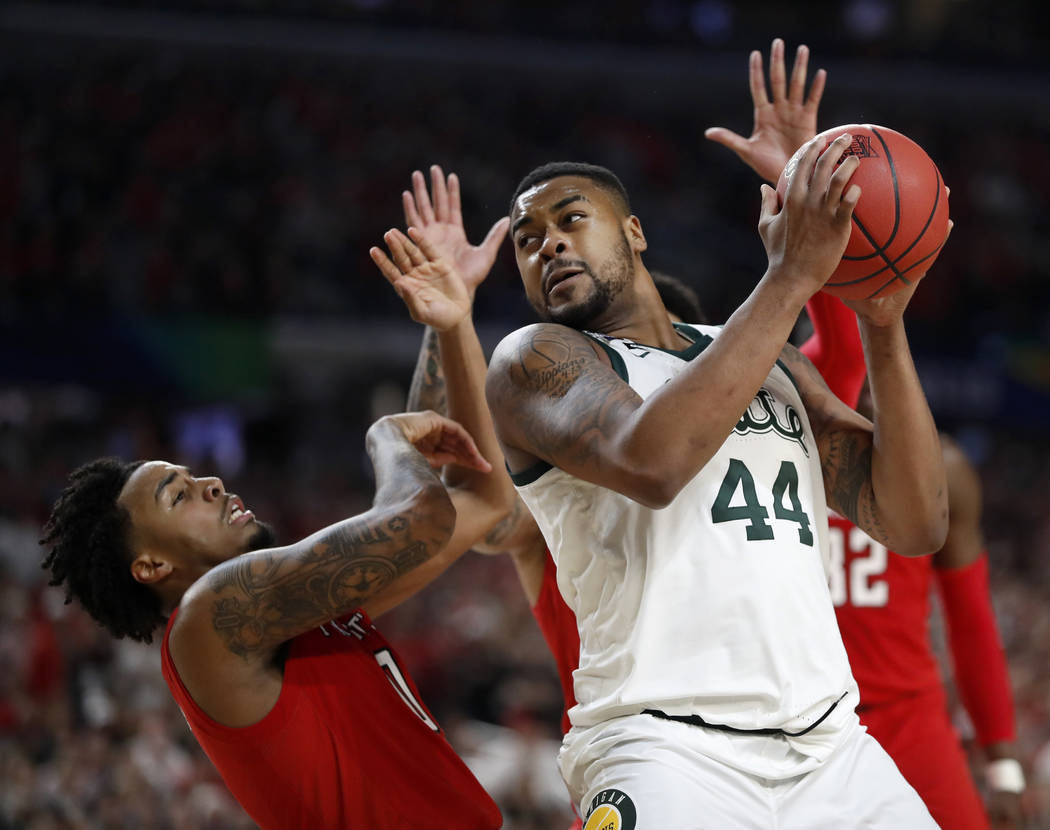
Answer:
[{"xmin": 827, "ymin": 524, "xmax": 889, "ymax": 608}]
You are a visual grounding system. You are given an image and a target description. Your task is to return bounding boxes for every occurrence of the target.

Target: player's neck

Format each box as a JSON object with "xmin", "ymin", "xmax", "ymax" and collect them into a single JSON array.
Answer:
[{"xmin": 598, "ymin": 305, "xmax": 691, "ymax": 350}]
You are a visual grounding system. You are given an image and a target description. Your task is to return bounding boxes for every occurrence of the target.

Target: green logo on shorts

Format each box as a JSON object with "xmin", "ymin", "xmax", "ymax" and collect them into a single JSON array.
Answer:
[{"xmin": 583, "ymin": 788, "xmax": 637, "ymax": 830}]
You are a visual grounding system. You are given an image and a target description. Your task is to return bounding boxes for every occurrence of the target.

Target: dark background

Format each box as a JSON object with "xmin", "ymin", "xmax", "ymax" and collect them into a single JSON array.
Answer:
[{"xmin": 1, "ymin": 1, "xmax": 1049, "ymax": 827}]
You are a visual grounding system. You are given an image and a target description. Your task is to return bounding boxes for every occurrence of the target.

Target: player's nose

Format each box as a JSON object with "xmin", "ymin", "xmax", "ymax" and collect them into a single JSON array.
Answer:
[{"xmin": 199, "ymin": 476, "xmax": 224, "ymax": 500}]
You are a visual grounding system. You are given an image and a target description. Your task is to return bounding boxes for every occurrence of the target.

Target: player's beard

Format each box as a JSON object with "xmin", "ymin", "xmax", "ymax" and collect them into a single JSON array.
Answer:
[
  {"xmin": 246, "ymin": 521, "xmax": 277, "ymax": 553},
  {"xmin": 535, "ymin": 231, "xmax": 633, "ymax": 331}
]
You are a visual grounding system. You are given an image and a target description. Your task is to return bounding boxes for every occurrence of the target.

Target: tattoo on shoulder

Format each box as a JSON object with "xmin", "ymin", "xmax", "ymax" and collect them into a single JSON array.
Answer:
[
  {"xmin": 207, "ymin": 512, "xmax": 438, "ymax": 660},
  {"xmin": 500, "ymin": 327, "xmax": 639, "ymax": 466},
  {"xmin": 516, "ymin": 330, "xmax": 592, "ymax": 399}
]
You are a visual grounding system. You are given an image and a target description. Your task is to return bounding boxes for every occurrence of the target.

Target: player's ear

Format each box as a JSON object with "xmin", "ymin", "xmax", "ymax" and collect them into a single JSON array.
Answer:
[
  {"xmin": 130, "ymin": 552, "xmax": 174, "ymax": 585},
  {"xmin": 625, "ymin": 215, "xmax": 648, "ymax": 253}
]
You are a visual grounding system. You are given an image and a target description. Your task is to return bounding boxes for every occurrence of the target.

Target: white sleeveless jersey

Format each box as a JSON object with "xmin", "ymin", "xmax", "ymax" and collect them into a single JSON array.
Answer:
[{"xmin": 514, "ymin": 324, "xmax": 860, "ymax": 773}]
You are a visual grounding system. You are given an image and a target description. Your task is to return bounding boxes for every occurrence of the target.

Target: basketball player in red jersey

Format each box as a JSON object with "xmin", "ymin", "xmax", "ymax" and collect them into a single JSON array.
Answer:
[
  {"xmin": 41, "ymin": 268, "xmax": 511, "ymax": 826},
  {"xmin": 707, "ymin": 38, "xmax": 1026, "ymax": 830}
]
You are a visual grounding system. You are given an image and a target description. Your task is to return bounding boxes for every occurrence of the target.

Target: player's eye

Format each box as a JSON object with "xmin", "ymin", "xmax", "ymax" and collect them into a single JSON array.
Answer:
[
  {"xmin": 516, "ymin": 234, "xmax": 538, "ymax": 249},
  {"xmin": 173, "ymin": 490, "xmax": 186, "ymax": 506}
]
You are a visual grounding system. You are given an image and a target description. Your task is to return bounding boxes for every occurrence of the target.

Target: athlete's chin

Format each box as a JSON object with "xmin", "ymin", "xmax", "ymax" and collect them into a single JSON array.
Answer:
[{"xmin": 541, "ymin": 296, "xmax": 609, "ymax": 331}]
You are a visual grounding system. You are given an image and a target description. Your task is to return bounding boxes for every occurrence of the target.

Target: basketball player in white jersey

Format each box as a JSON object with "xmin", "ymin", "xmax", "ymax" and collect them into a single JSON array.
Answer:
[{"xmin": 482, "ymin": 137, "xmax": 950, "ymax": 828}]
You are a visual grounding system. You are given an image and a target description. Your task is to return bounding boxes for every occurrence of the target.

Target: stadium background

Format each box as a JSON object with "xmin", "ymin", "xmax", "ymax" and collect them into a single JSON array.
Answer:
[{"xmin": 1, "ymin": 1, "xmax": 1048, "ymax": 826}]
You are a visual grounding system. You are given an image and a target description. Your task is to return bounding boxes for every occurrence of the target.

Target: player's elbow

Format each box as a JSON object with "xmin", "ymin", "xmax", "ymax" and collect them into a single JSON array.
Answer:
[
  {"xmin": 617, "ymin": 467, "xmax": 683, "ymax": 510},
  {"xmin": 894, "ymin": 509, "xmax": 950, "ymax": 557}
]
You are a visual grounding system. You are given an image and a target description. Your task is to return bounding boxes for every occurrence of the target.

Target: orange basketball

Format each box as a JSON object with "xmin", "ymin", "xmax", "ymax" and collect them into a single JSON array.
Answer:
[{"xmin": 776, "ymin": 124, "xmax": 950, "ymax": 300}]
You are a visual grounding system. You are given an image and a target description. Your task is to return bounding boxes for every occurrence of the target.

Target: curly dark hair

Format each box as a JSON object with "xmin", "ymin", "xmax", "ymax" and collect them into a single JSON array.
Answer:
[
  {"xmin": 509, "ymin": 161, "xmax": 631, "ymax": 218},
  {"xmin": 40, "ymin": 457, "xmax": 166, "ymax": 643}
]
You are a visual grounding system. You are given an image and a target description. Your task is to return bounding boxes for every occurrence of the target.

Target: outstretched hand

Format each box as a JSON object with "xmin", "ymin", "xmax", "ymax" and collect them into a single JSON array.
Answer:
[
  {"xmin": 370, "ymin": 227, "xmax": 472, "ymax": 332},
  {"xmin": 383, "ymin": 410, "xmax": 492, "ymax": 473},
  {"xmin": 705, "ymin": 38, "xmax": 825, "ymax": 184},
  {"xmin": 402, "ymin": 165, "xmax": 510, "ymax": 297}
]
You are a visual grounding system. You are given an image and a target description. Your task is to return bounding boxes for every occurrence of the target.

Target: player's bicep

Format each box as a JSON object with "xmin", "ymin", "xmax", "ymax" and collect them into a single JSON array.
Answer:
[{"xmin": 486, "ymin": 324, "xmax": 642, "ymax": 478}]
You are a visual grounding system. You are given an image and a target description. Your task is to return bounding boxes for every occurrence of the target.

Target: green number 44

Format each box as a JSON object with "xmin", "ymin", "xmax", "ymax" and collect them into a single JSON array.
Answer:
[{"xmin": 711, "ymin": 458, "xmax": 814, "ymax": 546}]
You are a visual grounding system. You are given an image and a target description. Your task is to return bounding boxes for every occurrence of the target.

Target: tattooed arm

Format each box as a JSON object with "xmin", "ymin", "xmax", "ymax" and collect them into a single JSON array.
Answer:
[
  {"xmin": 779, "ymin": 336, "xmax": 947, "ymax": 556},
  {"xmin": 167, "ymin": 412, "xmax": 483, "ymax": 727},
  {"xmin": 407, "ymin": 327, "xmax": 447, "ymax": 414},
  {"xmin": 405, "ymin": 316, "xmax": 550, "ymax": 601}
]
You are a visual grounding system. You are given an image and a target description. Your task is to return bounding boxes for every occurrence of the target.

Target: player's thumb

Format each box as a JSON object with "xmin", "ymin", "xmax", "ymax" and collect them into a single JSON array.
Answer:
[
  {"xmin": 704, "ymin": 127, "xmax": 745, "ymax": 154},
  {"xmin": 482, "ymin": 216, "xmax": 510, "ymax": 258}
]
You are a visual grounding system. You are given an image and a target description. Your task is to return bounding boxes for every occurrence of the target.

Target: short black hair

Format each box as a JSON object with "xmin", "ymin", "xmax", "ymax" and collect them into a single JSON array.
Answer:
[
  {"xmin": 652, "ymin": 271, "xmax": 708, "ymax": 324},
  {"xmin": 509, "ymin": 162, "xmax": 631, "ymax": 218},
  {"xmin": 40, "ymin": 457, "xmax": 165, "ymax": 643}
]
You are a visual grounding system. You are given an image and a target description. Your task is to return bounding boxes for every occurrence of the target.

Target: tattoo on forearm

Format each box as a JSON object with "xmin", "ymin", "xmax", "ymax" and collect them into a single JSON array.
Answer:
[
  {"xmin": 408, "ymin": 328, "xmax": 447, "ymax": 414},
  {"xmin": 822, "ymin": 431, "xmax": 888, "ymax": 545},
  {"xmin": 483, "ymin": 497, "xmax": 526, "ymax": 549},
  {"xmin": 208, "ymin": 507, "xmax": 445, "ymax": 660}
]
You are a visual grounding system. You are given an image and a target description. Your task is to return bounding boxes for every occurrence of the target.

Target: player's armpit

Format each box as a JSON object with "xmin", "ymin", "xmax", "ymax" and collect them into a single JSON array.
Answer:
[{"xmin": 487, "ymin": 323, "xmax": 671, "ymax": 506}]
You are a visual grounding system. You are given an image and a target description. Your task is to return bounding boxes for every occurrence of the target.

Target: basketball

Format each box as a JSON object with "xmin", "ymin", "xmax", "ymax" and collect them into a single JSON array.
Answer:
[{"xmin": 776, "ymin": 124, "xmax": 950, "ymax": 300}]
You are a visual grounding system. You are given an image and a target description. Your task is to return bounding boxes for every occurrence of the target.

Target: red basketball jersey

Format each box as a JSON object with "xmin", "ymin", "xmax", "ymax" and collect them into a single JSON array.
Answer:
[
  {"xmin": 827, "ymin": 514, "xmax": 944, "ymax": 705},
  {"xmin": 531, "ymin": 550, "xmax": 581, "ymax": 736},
  {"xmin": 161, "ymin": 608, "xmax": 501, "ymax": 830}
]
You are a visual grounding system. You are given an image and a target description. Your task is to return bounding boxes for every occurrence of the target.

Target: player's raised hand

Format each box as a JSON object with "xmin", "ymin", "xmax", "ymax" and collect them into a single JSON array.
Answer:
[
  {"xmin": 705, "ymin": 38, "xmax": 826, "ymax": 185},
  {"xmin": 371, "ymin": 227, "xmax": 472, "ymax": 332},
  {"xmin": 402, "ymin": 165, "xmax": 510, "ymax": 297},
  {"xmin": 380, "ymin": 410, "xmax": 492, "ymax": 472}
]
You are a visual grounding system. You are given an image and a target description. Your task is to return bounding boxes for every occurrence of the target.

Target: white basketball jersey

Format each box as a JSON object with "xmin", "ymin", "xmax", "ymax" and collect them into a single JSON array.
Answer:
[{"xmin": 514, "ymin": 324, "xmax": 860, "ymax": 775}]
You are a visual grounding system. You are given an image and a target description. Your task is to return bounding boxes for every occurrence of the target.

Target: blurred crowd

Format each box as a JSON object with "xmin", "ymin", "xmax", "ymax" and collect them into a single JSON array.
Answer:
[{"xmin": 2, "ymin": 3, "xmax": 1050, "ymax": 827}]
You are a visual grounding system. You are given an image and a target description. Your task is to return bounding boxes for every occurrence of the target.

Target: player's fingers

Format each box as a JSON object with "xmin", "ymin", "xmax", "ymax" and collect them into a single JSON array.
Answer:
[
  {"xmin": 703, "ymin": 127, "xmax": 748, "ymax": 155},
  {"xmin": 448, "ymin": 172, "xmax": 464, "ymax": 227},
  {"xmin": 438, "ymin": 426, "xmax": 492, "ymax": 472},
  {"xmin": 369, "ymin": 246, "xmax": 404, "ymax": 285},
  {"xmin": 406, "ymin": 226, "xmax": 441, "ymax": 263},
  {"xmin": 402, "ymin": 190, "xmax": 423, "ymax": 229},
  {"xmin": 758, "ymin": 183, "xmax": 779, "ymax": 223},
  {"xmin": 399, "ymin": 227, "xmax": 428, "ymax": 267},
  {"xmin": 787, "ymin": 43, "xmax": 809, "ymax": 104},
  {"xmin": 768, "ymin": 38, "xmax": 787, "ymax": 102},
  {"xmin": 411, "ymin": 169, "xmax": 436, "ymax": 224},
  {"xmin": 430, "ymin": 164, "xmax": 451, "ymax": 221},
  {"xmin": 747, "ymin": 49, "xmax": 768, "ymax": 107},
  {"xmin": 812, "ymin": 134, "xmax": 852, "ymax": 194},
  {"xmin": 825, "ymin": 151, "xmax": 860, "ymax": 205},
  {"xmin": 784, "ymin": 136, "xmax": 824, "ymax": 200},
  {"xmin": 805, "ymin": 67, "xmax": 827, "ymax": 111},
  {"xmin": 480, "ymin": 216, "xmax": 511, "ymax": 259},
  {"xmin": 384, "ymin": 228, "xmax": 416, "ymax": 273}
]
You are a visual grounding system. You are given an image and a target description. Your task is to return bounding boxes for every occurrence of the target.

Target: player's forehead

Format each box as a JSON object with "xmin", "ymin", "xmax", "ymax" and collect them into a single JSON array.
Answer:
[
  {"xmin": 119, "ymin": 461, "xmax": 187, "ymax": 509},
  {"xmin": 512, "ymin": 176, "xmax": 612, "ymax": 223}
]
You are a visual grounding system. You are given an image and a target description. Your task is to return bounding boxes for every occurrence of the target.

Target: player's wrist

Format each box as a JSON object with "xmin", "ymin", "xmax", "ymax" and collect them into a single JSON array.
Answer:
[{"xmin": 985, "ymin": 758, "xmax": 1026, "ymax": 794}]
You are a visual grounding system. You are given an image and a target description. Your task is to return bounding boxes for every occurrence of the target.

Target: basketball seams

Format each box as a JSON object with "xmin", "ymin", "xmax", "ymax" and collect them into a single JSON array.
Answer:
[{"xmin": 829, "ymin": 144, "xmax": 946, "ymax": 291}]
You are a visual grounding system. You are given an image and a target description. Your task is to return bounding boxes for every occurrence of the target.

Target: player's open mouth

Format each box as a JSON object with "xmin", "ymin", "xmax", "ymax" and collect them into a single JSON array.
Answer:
[
  {"xmin": 545, "ymin": 267, "xmax": 584, "ymax": 296},
  {"xmin": 227, "ymin": 497, "xmax": 254, "ymax": 526}
]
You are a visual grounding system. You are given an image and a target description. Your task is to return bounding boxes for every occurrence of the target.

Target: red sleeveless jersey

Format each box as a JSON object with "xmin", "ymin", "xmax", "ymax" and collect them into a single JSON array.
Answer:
[
  {"xmin": 827, "ymin": 514, "xmax": 944, "ymax": 705},
  {"xmin": 161, "ymin": 608, "xmax": 501, "ymax": 830}
]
